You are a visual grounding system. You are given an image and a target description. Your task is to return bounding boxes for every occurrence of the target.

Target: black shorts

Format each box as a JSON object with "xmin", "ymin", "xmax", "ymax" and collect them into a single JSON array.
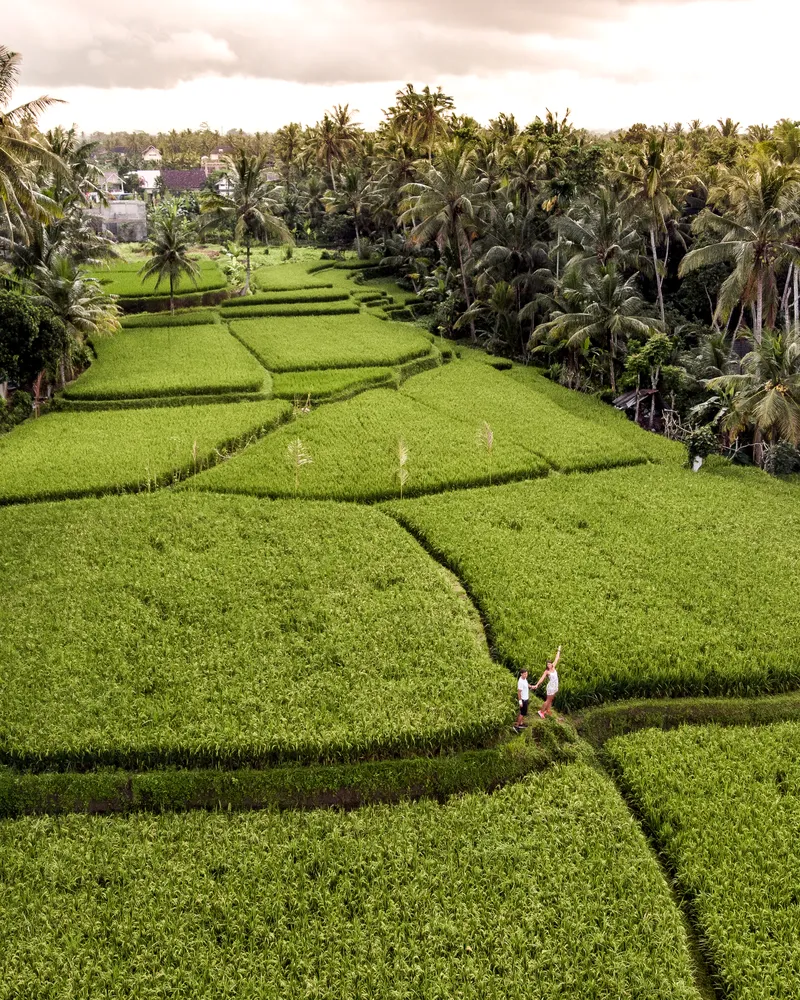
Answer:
[{"xmin": 519, "ymin": 700, "xmax": 529, "ymax": 716}]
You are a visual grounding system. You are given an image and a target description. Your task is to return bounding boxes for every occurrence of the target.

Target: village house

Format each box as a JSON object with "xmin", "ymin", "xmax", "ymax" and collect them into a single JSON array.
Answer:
[{"xmin": 141, "ymin": 145, "xmax": 163, "ymax": 163}]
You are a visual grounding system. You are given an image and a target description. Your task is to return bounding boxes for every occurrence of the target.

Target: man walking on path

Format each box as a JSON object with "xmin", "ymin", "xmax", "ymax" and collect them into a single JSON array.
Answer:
[
  {"xmin": 514, "ymin": 669, "xmax": 530, "ymax": 731},
  {"xmin": 533, "ymin": 645, "xmax": 562, "ymax": 719}
]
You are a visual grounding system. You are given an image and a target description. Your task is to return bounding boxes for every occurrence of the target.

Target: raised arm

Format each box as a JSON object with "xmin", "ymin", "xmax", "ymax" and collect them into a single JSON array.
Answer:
[{"xmin": 552, "ymin": 645, "xmax": 562, "ymax": 667}]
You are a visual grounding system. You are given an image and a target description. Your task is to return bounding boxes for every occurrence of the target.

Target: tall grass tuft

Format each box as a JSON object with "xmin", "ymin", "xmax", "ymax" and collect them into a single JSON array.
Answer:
[
  {"xmin": 477, "ymin": 421, "xmax": 494, "ymax": 485},
  {"xmin": 395, "ymin": 437, "xmax": 410, "ymax": 498},
  {"xmin": 287, "ymin": 437, "xmax": 312, "ymax": 492}
]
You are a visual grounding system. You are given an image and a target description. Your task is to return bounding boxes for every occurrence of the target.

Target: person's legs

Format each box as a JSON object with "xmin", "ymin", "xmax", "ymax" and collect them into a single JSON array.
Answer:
[
  {"xmin": 538, "ymin": 695, "xmax": 554, "ymax": 718},
  {"xmin": 515, "ymin": 700, "xmax": 529, "ymax": 729}
]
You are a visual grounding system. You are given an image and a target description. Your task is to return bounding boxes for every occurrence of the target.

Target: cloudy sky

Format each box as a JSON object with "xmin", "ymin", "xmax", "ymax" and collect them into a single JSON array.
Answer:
[{"xmin": 6, "ymin": 0, "xmax": 799, "ymax": 134}]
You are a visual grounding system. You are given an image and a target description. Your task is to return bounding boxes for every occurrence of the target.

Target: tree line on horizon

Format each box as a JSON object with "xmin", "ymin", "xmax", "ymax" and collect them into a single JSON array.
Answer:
[{"xmin": 2, "ymin": 44, "xmax": 800, "ymax": 471}]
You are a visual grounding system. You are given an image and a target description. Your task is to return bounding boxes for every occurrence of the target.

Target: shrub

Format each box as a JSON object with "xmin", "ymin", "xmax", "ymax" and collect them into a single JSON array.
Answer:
[
  {"xmin": 0, "ymin": 764, "xmax": 701, "ymax": 999},
  {"xmin": 607, "ymin": 723, "xmax": 800, "ymax": 999},
  {"xmin": 385, "ymin": 463, "xmax": 800, "ymax": 707},
  {"xmin": 185, "ymin": 388, "xmax": 548, "ymax": 501},
  {"xmin": 0, "ymin": 399, "xmax": 291, "ymax": 503},
  {"xmin": 64, "ymin": 325, "xmax": 267, "ymax": 401},
  {"xmin": 229, "ymin": 314, "xmax": 434, "ymax": 371},
  {"xmin": 0, "ymin": 493, "xmax": 508, "ymax": 768}
]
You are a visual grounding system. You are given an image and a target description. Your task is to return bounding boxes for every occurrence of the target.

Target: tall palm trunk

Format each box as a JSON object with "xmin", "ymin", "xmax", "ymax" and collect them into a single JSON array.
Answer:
[
  {"xmin": 169, "ymin": 273, "xmax": 175, "ymax": 315},
  {"xmin": 793, "ymin": 266, "xmax": 799, "ymax": 332},
  {"xmin": 245, "ymin": 236, "xmax": 252, "ymax": 294},
  {"xmin": 650, "ymin": 225, "xmax": 665, "ymax": 325},
  {"xmin": 754, "ymin": 272, "xmax": 764, "ymax": 344},
  {"xmin": 354, "ymin": 215, "xmax": 361, "ymax": 257},
  {"xmin": 456, "ymin": 238, "xmax": 476, "ymax": 343}
]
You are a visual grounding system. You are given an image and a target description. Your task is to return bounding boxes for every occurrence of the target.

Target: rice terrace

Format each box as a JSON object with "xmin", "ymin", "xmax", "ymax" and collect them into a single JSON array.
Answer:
[{"xmin": 2, "ymin": 15, "xmax": 800, "ymax": 999}]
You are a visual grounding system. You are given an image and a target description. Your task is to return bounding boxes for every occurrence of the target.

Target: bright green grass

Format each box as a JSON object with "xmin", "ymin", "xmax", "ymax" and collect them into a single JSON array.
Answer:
[
  {"xmin": 223, "ymin": 301, "xmax": 360, "ymax": 319},
  {"xmin": 0, "ymin": 763, "xmax": 701, "ymax": 1000},
  {"xmin": 230, "ymin": 314, "xmax": 434, "ymax": 371},
  {"xmin": 87, "ymin": 259, "xmax": 226, "ymax": 299},
  {"xmin": 251, "ymin": 260, "xmax": 334, "ymax": 292},
  {"xmin": 0, "ymin": 493, "xmax": 508, "ymax": 769},
  {"xmin": 271, "ymin": 366, "xmax": 394, "ymax": 400},
  {"xmin": 64, "ymin": 325, "xmax": 267, "ymax": 401},
  {"xmin": 384, "ymin": 463, "xmax": 800, "ymax": 707},
  {"xmin": 507, "ymin": 365, "xmax": 686, "ymax": 465},
  {"xmin": 607, "ymin": 723, "xmax": 800, "ymax": 1000},
  {"xmin": 357, "ymin": 276, "xmax": 420, "ymax": 304},
  {"xmin": 402, "ymin": 362, "xmax": 648, "ymax": 472},
  {"xmin": 121, "ymin": 309, "xmax": 220, "ymax": 328},
  {"xmin": 0, "ymin": 400, "xmax": 290, "ymax": 503},
  {"xmin": 185, "ymin": 388, "xmax": 548, "ymax": 501},
  {"xmin": 221, "ymin": 290, "xmax": 350, "ymax": 307}
]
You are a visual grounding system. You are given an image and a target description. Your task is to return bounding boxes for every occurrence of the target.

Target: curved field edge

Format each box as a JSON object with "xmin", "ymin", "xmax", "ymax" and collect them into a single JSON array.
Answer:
[
  {"xmin": 0, "ymin": 401, "xmax": 292, "ymax": 505},
  {"xmin": 0, "ymin": 494, "xmax": 511, "ymax": 770},
  {"xmin": 0, "ymin": 763, "xmax": 702, "ymax": 1000},
  {"xmin": 604, "ymin": 723, "xmax": 800, "ymax": 1000},
  {"xmin": 382, "ymin": 464, "xmax": 800, "ymax": 708},
  {"xmin": 0, "ymin": 727, "xmax": 588, "ymax": 818}
]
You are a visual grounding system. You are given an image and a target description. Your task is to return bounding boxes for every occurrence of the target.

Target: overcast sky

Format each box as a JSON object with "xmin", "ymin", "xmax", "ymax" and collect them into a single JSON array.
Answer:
[{"xmin": 6, "ymin": 0, "xmax": 799, "ymax": 134}]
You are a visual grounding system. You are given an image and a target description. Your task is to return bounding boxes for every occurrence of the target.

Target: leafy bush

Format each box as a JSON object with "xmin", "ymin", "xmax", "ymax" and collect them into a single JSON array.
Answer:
[
  {"xmin": 271, "ymin": 366, "xmax": 394, "ymax": 400},
  {"xmin": 185, "ymin": 388, "xmax": 548, "ymax": 501},
  {"xmin": 403, "ymin": 362, "xmax": 649, "ymax": 472},
  {"xmin": 0, "ymin": 493, "xmax": 509, "ymax": 768},
  {"xmin": 384, "ymin": 463, "xmax": 800, "ymax": 707},
  {"xmin": 222, "ymin": 301, "xmax": 361, "ymax": 319},
  {"xmin": 87, "ymin": 259, "xmax": 226, "ymax": 299},
  {"xmin": 0, "ymin": 764, "xmax": 701, "ymax": 999},
  {"xmin": 64, "ymin": 325, "xmax": 267, "ymax": 400},
  {"xmin": 607, "ymin": 723, "xmax": 800, "ymax": 999},
  {"xmin": 121, "ymin": 309, "xmax": 221, "ymax": 328},
  {"xmin": 0, "ymin": 400, "xmax": 290, "ymax": 503},
  {"xmin": 229, "ymin": 314, "xmax": 434, "ymax": 371}
]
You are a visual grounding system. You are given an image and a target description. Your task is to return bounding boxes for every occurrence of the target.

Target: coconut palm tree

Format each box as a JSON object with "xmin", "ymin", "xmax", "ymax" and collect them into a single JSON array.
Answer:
[
  {"xmin": 31, "ymin": 254, "xmax": 119, "ymax": 384},
  {"xmin": 201, "ymin": 149, "xmax": 292, "ymax": 292},
  {"xmin": 706, "ymin": 328, "xmax": 800, "ymax": 465},
  {"xmin": 0, "ymin": 46, "xmax": 68, "ymax": 239},
  {"xmin": 679, "ymin": 155, "xmax": 800, "ymax": 343},
  {"xmin": 326, "ymin": 166, "xmax": 370, "ymax": 256},
  {"xmin": 618, "ymin": 135, "xmax": 687, "ymax": 324},
  {"xmin": 504, "ymin": 140, "xmax": 549, "ymax": 213},
  {"xmin": 531, "ymin": 264, "xmax": 662, "ymax": 392},
  {"xmin": 400, "ymin": 146, "xmax": 487, "ymax": 340},
  {"xmin": 307, "ymin": 110, "xmax": 359, "ymax": 192},
  {"xmin": 389, "ymin": 84, "xmax": 454, "ymax": 161},
  {"xmin": 556, "ymin": 189, "xmax": 644, "ymax": 274},
  {"xmin": 140, "ymin": 202, "xmax": 199, "ymax": 314}
]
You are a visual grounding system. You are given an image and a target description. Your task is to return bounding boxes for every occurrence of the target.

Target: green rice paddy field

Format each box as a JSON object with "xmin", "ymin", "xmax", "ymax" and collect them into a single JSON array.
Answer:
[{"xmin": 2, "ymin": 255, "xmax": 798, "ymax": 998}]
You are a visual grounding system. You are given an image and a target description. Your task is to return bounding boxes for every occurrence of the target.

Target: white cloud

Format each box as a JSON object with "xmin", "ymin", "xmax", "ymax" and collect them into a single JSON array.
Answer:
[
  {"xmin": 7, "ymin": 0, "xmax": 797, "ymax": 133},
  {"xmin": 151, "ymin": 31, "xmax": 237, "ymax": 66}
]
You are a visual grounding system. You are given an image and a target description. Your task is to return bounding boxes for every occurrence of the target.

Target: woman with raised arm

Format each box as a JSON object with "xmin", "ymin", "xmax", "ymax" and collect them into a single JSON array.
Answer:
[{"xmin": 533, "ymin": 645, "xmax": 561, "ymax": 719}]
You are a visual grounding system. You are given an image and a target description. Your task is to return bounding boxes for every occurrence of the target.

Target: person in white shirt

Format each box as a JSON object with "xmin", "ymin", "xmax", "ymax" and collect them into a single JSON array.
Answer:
[
  {"xmin": 514, "ymin": 669, "xmax": 530, "ymax": 731},
  {"xmin": 533, "ymin": 645, "xmax": 562, "ymax": 719}
]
